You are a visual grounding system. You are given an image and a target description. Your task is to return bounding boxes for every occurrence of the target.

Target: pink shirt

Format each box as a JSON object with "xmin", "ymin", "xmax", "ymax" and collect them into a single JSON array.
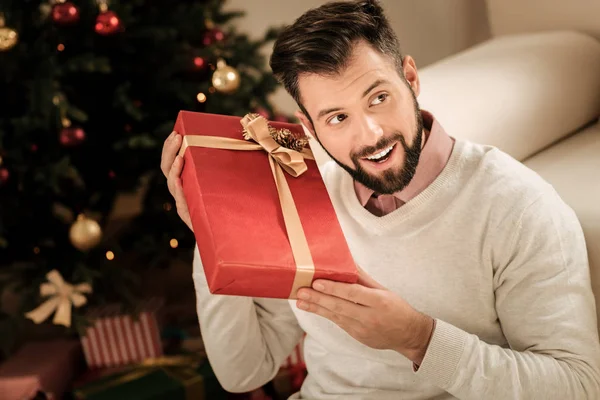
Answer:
[{"xmin": 354, "ymin": 110, "xmax": 455, "ymax": 216}]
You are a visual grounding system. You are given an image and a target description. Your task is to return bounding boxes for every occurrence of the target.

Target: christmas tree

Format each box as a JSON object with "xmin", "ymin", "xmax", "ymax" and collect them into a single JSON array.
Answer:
[{"xmin": 0, "ymin": 0, "xmax": 286, "ymax": 357}]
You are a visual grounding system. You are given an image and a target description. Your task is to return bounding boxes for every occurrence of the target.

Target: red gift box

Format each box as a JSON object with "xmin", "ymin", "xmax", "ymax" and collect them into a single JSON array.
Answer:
[
  {"xmin": 174, "ymin": 111, "xmax": 357, "ymax": 299},
  {"xmin": 79, "ymin": 299, "xmax": 163, "ymax": 369},
  {"xmin": 0, "ymin": 339, "xmax": 83, "ymax": 400}
]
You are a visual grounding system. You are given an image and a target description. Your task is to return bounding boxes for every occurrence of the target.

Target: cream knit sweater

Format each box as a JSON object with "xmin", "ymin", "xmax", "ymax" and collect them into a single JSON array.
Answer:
[{"xmin": 192, "ymin": 138, "xmax": 600, "ymax": 399}]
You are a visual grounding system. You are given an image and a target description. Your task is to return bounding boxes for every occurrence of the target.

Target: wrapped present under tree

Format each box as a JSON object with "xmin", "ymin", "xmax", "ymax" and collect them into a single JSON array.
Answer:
[{"xmin": 79, "ymin": 298, "xmax": 164, "ymax": 369}]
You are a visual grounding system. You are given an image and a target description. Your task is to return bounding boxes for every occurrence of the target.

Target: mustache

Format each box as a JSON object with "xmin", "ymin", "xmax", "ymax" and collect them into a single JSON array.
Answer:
[{"xmin": 352, "ymin": 133, "xmax": 404, "ymax": 159}]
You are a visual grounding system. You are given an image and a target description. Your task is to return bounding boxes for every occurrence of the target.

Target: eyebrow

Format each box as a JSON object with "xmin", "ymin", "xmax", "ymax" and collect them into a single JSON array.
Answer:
[{"xmin": 316, "ymin": 79, "xmax": 390, "ymax": 121}]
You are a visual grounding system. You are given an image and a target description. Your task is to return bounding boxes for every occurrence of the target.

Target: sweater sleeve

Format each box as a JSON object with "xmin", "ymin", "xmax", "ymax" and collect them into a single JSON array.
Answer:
[
  {"xmin": 191, "ymin": 245, "xmax": 304, "ymax": 393},
  {"xmin": 414, "ymin": 191, "xmax": 600, "ymax": 399}
]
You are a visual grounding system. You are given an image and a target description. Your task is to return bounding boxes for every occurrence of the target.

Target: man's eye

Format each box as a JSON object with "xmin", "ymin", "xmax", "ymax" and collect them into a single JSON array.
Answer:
[
  {"xmin": 329, "ymin": 114, "xmax": 347, "ymax": 125},
  {"xmin": 371, "ymin": 93, "xmax": 388, "ymax": 105}
]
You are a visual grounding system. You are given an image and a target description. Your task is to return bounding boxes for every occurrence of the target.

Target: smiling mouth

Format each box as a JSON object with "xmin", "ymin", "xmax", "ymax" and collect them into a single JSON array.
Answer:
[{"xmin": 362, "ymin": 144, "xmax": 396, "ymax": 163}]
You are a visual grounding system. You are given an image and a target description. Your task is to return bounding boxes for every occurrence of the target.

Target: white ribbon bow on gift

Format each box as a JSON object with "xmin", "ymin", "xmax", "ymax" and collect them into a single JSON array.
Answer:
[{"xmin": 25, "ymin": 269, "xmax": 92, "ymax": 327}]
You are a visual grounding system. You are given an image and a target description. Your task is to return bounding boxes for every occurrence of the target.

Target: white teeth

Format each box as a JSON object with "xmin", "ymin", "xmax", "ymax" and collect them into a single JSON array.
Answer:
[{"xmin": 366, "ymin": 145, "xmax": 394, "ymax": 160}]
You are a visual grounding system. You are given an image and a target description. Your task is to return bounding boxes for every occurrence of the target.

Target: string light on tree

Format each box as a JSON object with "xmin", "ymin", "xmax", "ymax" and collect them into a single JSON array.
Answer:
[
  {"xmin": 106, "ymin": 251, "xmax": 114, "ymax": 260},
  {"xmin": 212, "ymin": 58, "xmax": 240, "ymax": 94},
  {"xmin": 69, "ymin": 214, "xmax": 102, "ymax": 251},
  {"xmin": 95, "ymin": 0, "xmax": 122, "ymax": 36},
  {"xmin": 39, "ymin": 3, "xmax": 52, "ymax": 19},
  {"xmin": 51, "ymin": 0, "xmax": 80, "ymax": 25},
  {"xmin": 196, "ymin": 92, "xmax": 207, "ymax": 103},
  {"xmin": 0, "ymin": 13, "xmax": 18, "ymax": 52},
  {"xmin": 170, "ymin": 239, "xmax": 178, "ymax": 249}
]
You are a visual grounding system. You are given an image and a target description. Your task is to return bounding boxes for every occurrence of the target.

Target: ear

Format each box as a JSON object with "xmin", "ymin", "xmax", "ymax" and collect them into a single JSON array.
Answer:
[
  {"xmin": 294, "ymin": 110, "xmax": 317, "ymax": 139},
  {"xmin": 401, "ymin": 55, "xmax": 420, "ymax": 97}
]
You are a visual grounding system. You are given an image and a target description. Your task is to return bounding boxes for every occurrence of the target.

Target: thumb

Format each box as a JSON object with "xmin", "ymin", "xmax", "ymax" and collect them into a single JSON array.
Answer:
[{"xmin": 356, "ymin": 265, "xmax": 386, "ymax": 290}]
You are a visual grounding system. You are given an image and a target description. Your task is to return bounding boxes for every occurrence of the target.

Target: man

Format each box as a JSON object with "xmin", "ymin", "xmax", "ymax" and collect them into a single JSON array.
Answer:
[{"xmin": 160, "ymin": 1, "xmax": 600, "ymax": 398}]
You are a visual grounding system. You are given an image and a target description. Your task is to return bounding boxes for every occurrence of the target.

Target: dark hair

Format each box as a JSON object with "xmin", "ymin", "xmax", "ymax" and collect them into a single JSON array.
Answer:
[{"xmin": 269, "ymin": 0, "xmax": 404, "ymax": 123}]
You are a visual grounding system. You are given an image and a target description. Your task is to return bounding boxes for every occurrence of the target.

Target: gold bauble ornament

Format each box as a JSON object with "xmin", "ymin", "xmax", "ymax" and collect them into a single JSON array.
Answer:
[
  {"xmin": 211, "ymin": 59, "xmax": 241, "ymax": 94},
  {"xmin": 0, "ymin": 14, "xmax": 18, "ymax": 52},
  {"xmin": 69, "ymin": 214, "xmax": 102, "ymax": 251}
]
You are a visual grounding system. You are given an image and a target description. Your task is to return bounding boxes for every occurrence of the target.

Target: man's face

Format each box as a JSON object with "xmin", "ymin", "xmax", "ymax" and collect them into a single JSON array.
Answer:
[{"xmin": 296, "ymin": 41, "xmax": 424, "ymax": 195}]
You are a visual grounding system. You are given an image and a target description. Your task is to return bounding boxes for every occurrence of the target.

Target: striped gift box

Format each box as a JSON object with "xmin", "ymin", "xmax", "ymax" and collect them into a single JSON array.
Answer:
[{"xmin": 79, "ymin": 299, "xmax": 163, "ymax": 368}]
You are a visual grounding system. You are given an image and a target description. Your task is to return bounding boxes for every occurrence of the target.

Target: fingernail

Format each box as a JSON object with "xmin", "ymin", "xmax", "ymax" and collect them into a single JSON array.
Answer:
[
  {"xmin": 297, "ymin": 290, "xmax": 309, "ymax": 300},
  {"xmin": 313, "ymin": 282, "xmax": 325, "ymax": 291},
  {"xmin": 297, "ymin": 300, "xmax": 308, "ymax": 310}
]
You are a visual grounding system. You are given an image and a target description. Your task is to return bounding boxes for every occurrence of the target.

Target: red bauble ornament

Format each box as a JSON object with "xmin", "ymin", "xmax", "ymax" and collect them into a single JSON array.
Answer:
[
  {"xmin": 274, "ymin": 114, "xmax": 291, "ymax": 123},
  {"xmin": 202, "ymin": 28, "xmax": 225, "ymax": 46},
  {"xmin": 95, "ymin": 10, "xmax": 122, "ymax": 36},
  {"xmin": 254, "ymin": 107, "xmax": 270, "ymax": 119},
  {"xmin": 52, "ymin": 1, "xmax": 80, "ymax": 25},
  {"xmin": 0, "ymin": 168, "xmax": 9, "ymax": 185},
  {"xmin": 193, "ymin": 56, "xmax": 206, "ymax": 69},
  {"xmin": 59, "ymin": 126, "xmax": 86, "ymax": 146}
]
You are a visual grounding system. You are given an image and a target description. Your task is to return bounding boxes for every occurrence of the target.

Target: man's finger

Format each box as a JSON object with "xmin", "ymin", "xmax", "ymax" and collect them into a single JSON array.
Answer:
[
  {"xmin": 297, "ymin": 299, "xmax": 354, "ymax": 330},
  {"xmin": 170, "ymin": 156, "xmax": 193, "ymax": 231},
  {"xmin": 160, "ymin": 132, "xmax": 181, "ymax": 177},
  {"xmin": 312, "ymin": 280, "xmax": 377, "ymax": 307},
  {"xmin": 174, "ymin": 176, "xmax": 193, "ymax": 231},
  {"xmin": 168, "ymin": 154, "xmax": 184, "ymax": 182},
  {"xmin": 297, "ymin": 288, "xmax": 365, "ymax": 321},
  {"xmin": 167, "ymin": 155, "xmax": 184, "ymax": 198}
]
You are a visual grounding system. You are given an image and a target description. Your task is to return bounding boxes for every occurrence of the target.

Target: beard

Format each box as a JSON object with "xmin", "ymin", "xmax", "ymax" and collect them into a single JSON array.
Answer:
[{"xmin": 317, "ymin": 86, "xmax": 424, "ymax": 195}]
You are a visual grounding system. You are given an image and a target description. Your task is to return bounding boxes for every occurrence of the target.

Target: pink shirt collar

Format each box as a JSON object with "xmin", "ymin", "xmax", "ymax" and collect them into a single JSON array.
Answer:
[{"xmin": 354, "ymin": 110, "xmax": 454, "ymax": 207}]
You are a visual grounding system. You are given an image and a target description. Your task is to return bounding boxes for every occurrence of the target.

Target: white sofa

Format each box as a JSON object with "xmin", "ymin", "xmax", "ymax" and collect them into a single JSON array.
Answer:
[{"xmin": 417, "ymin": 1, "xmax": 600, "ymax": 333}]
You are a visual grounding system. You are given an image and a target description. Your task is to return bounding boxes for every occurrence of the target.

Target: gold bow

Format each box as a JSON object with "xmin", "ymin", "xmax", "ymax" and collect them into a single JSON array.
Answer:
[
  {"xmin": 178, "ymin": 113, "xmax": 316, "ymax": 298},
  {"xmin": 25, "ymin": 269, "xmax": 92, "ymax": 327}
]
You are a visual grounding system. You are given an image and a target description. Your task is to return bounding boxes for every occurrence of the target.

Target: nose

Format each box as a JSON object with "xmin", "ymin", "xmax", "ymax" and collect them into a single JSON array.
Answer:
[{"xmin": 356, "ymin": 115, "xmax": 384, "ymax": 147}]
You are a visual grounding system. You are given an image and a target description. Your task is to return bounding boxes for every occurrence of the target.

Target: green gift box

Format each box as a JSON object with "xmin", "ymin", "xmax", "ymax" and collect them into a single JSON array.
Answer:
[{"xmin": 73, "ymin": 357, "xmax": 227, "ymax": 400}]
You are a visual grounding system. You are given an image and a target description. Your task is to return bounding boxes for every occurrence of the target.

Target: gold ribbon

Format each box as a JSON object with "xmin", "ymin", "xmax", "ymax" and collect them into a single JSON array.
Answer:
[
  {"xmin": 178, "ymin": 114, "xmax": 316, "ymax": 298},
  {"xmin": 25, "ymin": 269, "xmax": 92, "ymax": 327}
]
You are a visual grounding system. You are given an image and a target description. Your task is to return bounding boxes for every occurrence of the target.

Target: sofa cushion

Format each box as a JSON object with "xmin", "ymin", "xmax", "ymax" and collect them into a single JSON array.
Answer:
[
  {"xmin": 523, "ymin": 121, "xmax": 600, "ymax": 331},
  {"xmin": 485, "ymin": 0, "xmax": 600, "ymax": 41},
  {"xmin": 417, "ymin": 30, "xmax": 600, "ymax": 161}
]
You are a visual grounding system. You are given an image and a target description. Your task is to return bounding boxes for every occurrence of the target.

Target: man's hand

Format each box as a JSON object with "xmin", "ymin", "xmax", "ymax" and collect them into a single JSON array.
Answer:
[
  {"xmin": 296, "ymin": 267, "xmax": 435, "ymax": 365},
  {"xmin": 160, "ymin": 131, "xmax": 193, "ymax": 232}
]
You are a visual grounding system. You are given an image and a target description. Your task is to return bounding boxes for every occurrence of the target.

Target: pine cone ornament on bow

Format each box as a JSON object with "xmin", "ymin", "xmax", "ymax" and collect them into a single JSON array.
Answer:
[{"xmin": 243, "ymin": 113, "xmax": 308, "ymax": 152}]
